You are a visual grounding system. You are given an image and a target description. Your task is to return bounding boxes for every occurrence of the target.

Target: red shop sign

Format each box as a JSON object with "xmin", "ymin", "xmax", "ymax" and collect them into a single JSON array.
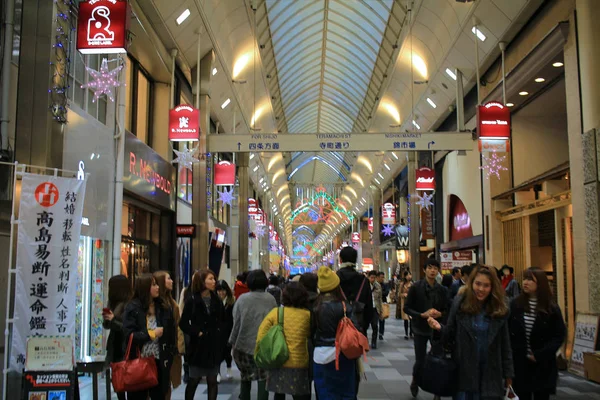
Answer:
[
  {"xmin": 352, "ymin": 232, "xmax": 360, "ymax": 243},
  {"xmin": 381, "ymin": 203, "xmax": 396, "ymax": 225},
  {"xmin": 449, "ymin": 194, "xmax": 473, "ymax": 241},
  {"xmin": 214, "ymin": 161, "xmax": 236, "ymax": 186},
  {"xmin": 77, "ymin": 0, "xmax": 130, "ymax": 54},
  {"xmin": 477, "ymin": 101, "xmax": 511, "ymax": 139},
  {"xmin": 416, "ymin": 167, "xmax": 435, "ymax": 191},
  {"xmin": 368, "ymin": 217, "xmax": 373, "ymax": 233},
  {"xmin": 169, "ymin": 105, "xmax": 200, "ymax": 141},
  {"xmin": 176, "ymin": 225, "xmax": 196, "ymax": 237},
  {"xmin": 248, "ymin": 198, "xmax": 258, "ymax": 217}
]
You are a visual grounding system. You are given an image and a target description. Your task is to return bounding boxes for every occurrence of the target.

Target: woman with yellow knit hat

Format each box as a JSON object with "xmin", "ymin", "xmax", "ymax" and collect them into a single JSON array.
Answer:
[
  {"xmin": 313, "ymin": 266, "xmax": 360, "ymax": 399},
  {"xmin": 256, "ymin": 282, "xmax": 312, "ymax": 400}
]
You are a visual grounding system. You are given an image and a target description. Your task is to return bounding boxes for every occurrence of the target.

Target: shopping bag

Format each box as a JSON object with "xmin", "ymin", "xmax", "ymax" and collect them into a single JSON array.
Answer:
[
  {"xmin": 418, "ymin": 348, "xmax": 458, "ymax": 397},
  {"xmin": 111, "ymin": 334, "xmax": 158, "ymax": 392},
  {"xmin": 255, "ymin": 307, "xmax": 289, "ymax": 369},
  {"xmin": 505, "ymin": 386, "xmax": 519, "ymax": 400},
  {"xmin": 381, "ymin": 303, "xmax": 390, "ymax": 319}
]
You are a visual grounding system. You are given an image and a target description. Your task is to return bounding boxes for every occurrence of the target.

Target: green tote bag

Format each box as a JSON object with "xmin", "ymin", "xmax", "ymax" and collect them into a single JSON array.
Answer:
[{"xmin": 254, "ymin": 307, "xmax": 289, "ymax": 369}]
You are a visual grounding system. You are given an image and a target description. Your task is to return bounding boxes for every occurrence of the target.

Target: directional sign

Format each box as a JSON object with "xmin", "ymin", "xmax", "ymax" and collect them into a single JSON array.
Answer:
[{"xmin": 207, "ymin": 132, "xmax": 474, "ymax": 153}]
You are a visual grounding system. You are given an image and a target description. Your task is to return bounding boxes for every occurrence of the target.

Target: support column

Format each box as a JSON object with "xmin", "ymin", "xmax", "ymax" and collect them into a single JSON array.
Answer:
[
  {"xmin": 408, "ymin": 153, "xmax": 421, "ymax": 278},
  {"xmin": 238, "ymin": 153, "xmax": 249, "ymax": 273},
  {"xmin": 261, "ymin": 195, "xmax": 270, "ymax": 273},
  {"xmin": 372, "ymin": 189, "xmax": 381, "ymax": 270}
]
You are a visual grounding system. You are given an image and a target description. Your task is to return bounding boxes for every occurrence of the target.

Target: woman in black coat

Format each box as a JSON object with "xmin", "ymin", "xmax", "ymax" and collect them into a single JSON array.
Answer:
[
  {"xmin": 216, "ymin": 279, "xmax": 235, "ymax": 380},
  {"xmin": 509, "ymin": 267, "xmax": 566, "ymax": 400},
  {"xmin": 179, "ymin": 270, "xmax": 224, "ymax": 400}
]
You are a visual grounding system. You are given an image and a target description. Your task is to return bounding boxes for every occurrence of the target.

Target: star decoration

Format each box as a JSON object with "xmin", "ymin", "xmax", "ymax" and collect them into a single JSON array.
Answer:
[
  {"xmin": 480, "ymin": 151, "xmax": 508, "ymax": 180},
  {"xmin": 172, "ymin": 147, "xmax": 199, "ymax": 171},
  {"xmin": 415, "ymin": 192, "xmax": 434, "ymax": 211},
  {"xmin": 81, "ymin": 58, "xmax": 123, "ymax": 102},
  {"xmin": 255, "ymin": 225, "xmax": 266, "ymax": 238},
  {"xmin": 381, "ymin": 224, "xmax": 394, "ymax": 237},
  {"xmin": 216, "ymin": 188, "xmax": 235, "ymax": 207}
]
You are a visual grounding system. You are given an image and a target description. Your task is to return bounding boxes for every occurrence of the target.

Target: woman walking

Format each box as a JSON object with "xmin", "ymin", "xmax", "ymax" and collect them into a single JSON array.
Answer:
[
  {"xmin": 153, "ymin": 271, "xmax": 184, "ymax": 399},
  {"xmin": 257, "ymin": 282, "xmax": 312, "ymax": 400},
  {"xmin": 428, "ymin": 265, "xmax": 514, "ymax": 400},
  {"xmin": 103, "ymin": 275, "xmax": 130, "ymax": 400},
  {"xmin": 398, "ymin": 271, "xmax": 413, "ymax": 339},
  {"xmin": 122, "ymin": 273, "xmax": 172, "ymax": 400},
  {"xmin": 312, "ymin": 266, "xmax": 360, "ymax": 400},
  {"xmin": 216, "ymin": 279, "xmax": 236, "ymax": 381},
  {"xmin": 229, "ymin": 270, "xmax": 277, "ymax": 400},
  {"xmin": 509, "ymin": 267, "xmax": 566, "ymax": 400},
  {"xmin": 179, "ymin": 270, "xmax": 224, "ymax": 400}
]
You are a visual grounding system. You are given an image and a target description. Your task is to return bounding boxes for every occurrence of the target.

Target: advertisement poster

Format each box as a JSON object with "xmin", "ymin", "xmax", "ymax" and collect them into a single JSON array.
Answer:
[
  {"xmin": 440, "ymin": 250, "xmax": 476, "ymax": 274},
  {"xmin": 21, "ymin": 370, "xmax": 77, "ymax": 400}
]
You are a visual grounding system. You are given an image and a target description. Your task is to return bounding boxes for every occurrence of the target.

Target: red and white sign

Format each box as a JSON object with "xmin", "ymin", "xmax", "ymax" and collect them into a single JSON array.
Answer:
[
  {"xmin": 77, "ymin": 0, "xmax": 130, "ymax": 54},
  {"xmin": 416, "ymin": 167, "xmax": 435, "ymax": 191},
  {"xmin": 248, "ymin": 198, "xmax": 258, "ymax": 218},
  {"xmin": 368, "ymin": 217, "xmax": 373, "ymax": 233},
  {"xmin": 169, "ymin": 105, "xmax": 200, "ymax": 142},
  {"xmin": 449, "ymin": 194, "xmax": 473, "ymax": 241},
  {"xmin": 351, "ymin": 232, "xmax": 360, "ymax": 243},
  {"xmin": 35, "ymin": 183, "xmax": 60, "ymax": 208},
  {"xmin": 440, "ymin": 250, "xmax": 476, "ymax": 274},
  {"xmin": 477, "ymin": 101, "xmax": 511, "ymax": 139},
  {"xmin": 176, "ymin": 225, "xmax": 196, "ymax": 237},
  {"xmin": 478, "ymin": 139, "xmax": 510, "ymax": 153},
  {"xmin": 214, "ymin": 161, "xmax": 236, "ymax": 186},
  {"xmin": 381, "ymin": 203, "xmax": 396, "ymax": 225}
]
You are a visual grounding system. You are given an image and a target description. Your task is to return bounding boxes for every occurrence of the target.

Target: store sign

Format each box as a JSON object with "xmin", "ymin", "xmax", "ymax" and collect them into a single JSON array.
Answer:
[
  {"xmin": 421, "ymin": 207, "xmax": 434, "ymax": 240},
  {"xmin": 449, "ymin": 194, "xmax": 473, "ymax": 241},
  {"xmin": 248, "ymin": 198, "xmax": 258, "ymax": 218},
  {"xmin": 381, "ymin": 203, "xmax": 396, "ymax": 225},
  {"xmin": 124, "ymin": 131, "xmax": 176, "ymax": 211},
  {"xmin": 416, "ymin": 166, "xmax": 435, "ymax": 191},
  {"xmin": 368, "ymin": 217, "xmax": 373, "ymax": 232},
  {"xmin": 214, "ymin": 161, "xmax": 236, "ymax": 186},
  {"xmin": 477, "ymin": 101, "xmax": 511, "ymax": 139},
  {"xmin": 351, "ymin": 232, "xmax": 360, "ymax": 243},
  {"xmin": 176, "ymin": 225, "xmax": 196, "ymax": 237},
  {"xmin": 22, "ymin": 370, "xmax": 78, "ymax": 400},
  {"xmin": 169, "ymin": 105, "xmax": 200, "ymax": 141},
  {"xmin": 77, "ymin": 0, "xmax": 130, "ymax": 54},
  {"xmin": 478, "ymin": 138, "xmax": 510, "ymax": 153},
  {"xmin": 11, "ymin": 174, "xmax": 86, "ymax": 371},
  {"xmin": 395, "ymin": 224, "xmax": 409, "ymax": 250},
  {"xmin": 440, "ymin": 250, "xmax": 476, "ymax": 273}
]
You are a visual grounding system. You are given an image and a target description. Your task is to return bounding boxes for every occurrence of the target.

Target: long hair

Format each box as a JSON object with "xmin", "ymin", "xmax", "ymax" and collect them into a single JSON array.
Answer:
[
  {"xmin": 402, "ymin": 270, "xmax": 412, "ymax": 284},
  {"xmin": 516, "ymin": 267, "xmax": 554, "ymax": 314},
  {"xmin": 460, "ymin": 265, "xmax": 508, "ymax": 318},
  {"xmin": 108, "ymin": 275, "xmax": 131, "ymax": 311},
  {"xmin": 191, "ymin": 269, "xmax": 217, "ymax": 294},
  {"xmin": 216, "ymin": 280, "xmax": 235, "ymax": 307},
  {"xmin": 153, "ymin": 270, "xmax": 176, "ymax": 310},
  {"xmin": 132, "ymin": 273, "xmax": 155, "ymax": 312}
]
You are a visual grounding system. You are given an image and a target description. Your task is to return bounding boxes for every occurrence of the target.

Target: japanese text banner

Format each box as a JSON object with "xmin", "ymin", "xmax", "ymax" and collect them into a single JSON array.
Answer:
[{"xmin": 10, "ymin": 173, "xmax": 86, "ymax": 371}]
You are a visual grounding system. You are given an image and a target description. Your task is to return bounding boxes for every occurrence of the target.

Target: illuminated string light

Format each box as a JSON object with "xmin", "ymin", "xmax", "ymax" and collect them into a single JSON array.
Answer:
[
  {"xmin": 81, "ymin": 58, "xmax": 124, "ymax": 102},
  {"xmin": 415, "ymin": 192, "xmax": 434, "ymax": 211},
  {"xmin": 381, "ymin": 224, "xmax": 394, "ymax": 237},
  {"xmin": 172, "ymin": 147, "xmax": 199, "ymax": 171},
  {"xmin": 480, "ymin": 151, "xmax": 508, "ymax": 180},
  {"xmin": 50, "ymin": 0, "xmax": 75, "ymax": 123},
  {"xmin": 216, "ymin": 187, "xmax": 235, "ymax": 207}
]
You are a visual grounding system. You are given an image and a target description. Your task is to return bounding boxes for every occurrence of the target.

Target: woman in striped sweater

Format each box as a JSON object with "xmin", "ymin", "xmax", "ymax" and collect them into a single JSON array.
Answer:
[{"xmin": 508, "ymin": 267, "xmax": 566, "ymax": 400}]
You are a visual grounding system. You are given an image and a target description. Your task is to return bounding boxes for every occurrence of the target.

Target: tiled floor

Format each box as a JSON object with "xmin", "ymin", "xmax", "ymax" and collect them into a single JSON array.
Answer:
[{"xmin": 80, "ymin": 305, "xmax": 600, "ymax": 399}]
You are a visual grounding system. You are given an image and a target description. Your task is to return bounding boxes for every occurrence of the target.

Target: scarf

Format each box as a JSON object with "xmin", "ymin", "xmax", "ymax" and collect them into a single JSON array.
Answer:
[
  {"xmin": 502, "ymin": 274, "xmax": 513, "ymax": 290},
  {"xmin": 339, "ymin": 262, "xmax": 356, "ymax": 269}
]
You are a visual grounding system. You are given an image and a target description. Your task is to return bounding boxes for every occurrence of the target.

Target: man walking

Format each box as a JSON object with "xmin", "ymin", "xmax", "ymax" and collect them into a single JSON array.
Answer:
[
  {"xmin": 367, "ymin": 271, "xmax": 382, "ymax": 349},
  {"xmin": 377, "ymin": 272, "xmax": 389, "ymax": 341},
  {"xmin": 404, "ymin": 259, "xmax": 448, "ymax": 398},
  {"xmin": 337, "ymin": 246, "xmax": 373, "ymax": 334}
]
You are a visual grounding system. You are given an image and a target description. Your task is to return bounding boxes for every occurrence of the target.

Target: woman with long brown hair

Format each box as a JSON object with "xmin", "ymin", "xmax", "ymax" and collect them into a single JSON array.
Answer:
[
  {"xmin": 397, "ymin": 270, "xmax": 413, "ymax": 339},
  {"xmin": 153, "ymin": 271, "xmax": 184, "ymax": 399},
  {"xmin": 428, "ymin": 265, "xmax": 514, "ymax": 400},
  {"xmin": 509, "ymin": 267, "xmax": 565, "ymax": 400}
]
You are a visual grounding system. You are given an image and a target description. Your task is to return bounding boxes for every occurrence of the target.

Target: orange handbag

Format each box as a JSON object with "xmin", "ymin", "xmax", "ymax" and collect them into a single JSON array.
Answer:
[{"xmin": 111, "ymin": 334, "xmax": 159, "ymax": 392}]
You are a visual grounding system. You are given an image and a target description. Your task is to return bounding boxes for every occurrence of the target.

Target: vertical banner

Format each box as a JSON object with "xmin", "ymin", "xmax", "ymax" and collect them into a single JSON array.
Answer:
[
  {"xmin": 381, "ymin": 203, "xmax": 396, "ymax": 225},
  {"xmin": 11, "ymin": 174, "xmax": 86, "ymax": 370}
]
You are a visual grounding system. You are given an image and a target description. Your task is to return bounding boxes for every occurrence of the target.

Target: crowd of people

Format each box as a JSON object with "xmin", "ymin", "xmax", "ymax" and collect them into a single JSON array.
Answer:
[{"xmin": 101, "ymin": 248, "xmax": 566, "ymax": 400}]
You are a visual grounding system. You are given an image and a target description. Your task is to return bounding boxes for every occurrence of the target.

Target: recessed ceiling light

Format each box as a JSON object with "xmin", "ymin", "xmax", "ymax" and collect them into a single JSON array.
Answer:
[
  {"xmin": 253, "ymin": 166, "xmax": 259, "ymax": 172},
  {"xmin": 221, "ymin": 98, "xmax": 231, "ymax": 109},
  {"xmin": 378, "ymin": 173, "xmax": 384, "ymax": 180},
  {"xmin": 374, "ymin": 178, "xmax": 381, "ymax": 185},
  {"xmin": 519, "ymin": 91, "xmax": 529, "ymax": 96},
  {"xmin": 250, "ymin": 153, "xmax": 255, "ymax": 160},
  {"xmin": 506, "ymin": 103, "xmax": 514, "ymax": 107},
  {"xmin": 412, "ymin": 120, "xmax": 421, "ymax": 130},
  {"xmin": 445, "ymin": 68, "xmax": 457, "ymax": 80},
  {"xmin": 176, "ymin": 9, "xmax": 191, "ymax": 25},
  {"xmin": 553, "ymin": 62, "xmax": 564, "ymax": 68},
  {"xmin": 426, "ymin": 98, "xmax": 437, "ymax": 108},
  {"xmin": 535, "ymin": 77, "xmax": 545, "ymax": 83},
  {"xmin": 212, "ymin": 68, "xmax": 218, "ymax": 76},
  {"xmin": 384, "ymin": 163, "xmax": 391, "ymax": 171},
  {"xmin": 471, "ymin": 26, "xmax": 487, "ymax": 42}
]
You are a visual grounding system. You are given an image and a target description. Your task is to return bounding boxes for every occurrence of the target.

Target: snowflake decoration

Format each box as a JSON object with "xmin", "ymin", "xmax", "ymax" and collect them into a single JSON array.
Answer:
[
  {"xmin": 172, "ymin": 147, "xmax": 199, "ymax": 171},
  {"xmin": 255, "ymin": 225, "xmax": 266, "ymax": 238},
  {"xmin": 415, "ymin": 192, "xmax": 434, "ymax": 211},
  {"xmin": 480, "ymin": 151, "xmax": 508, "ymax": 180},
  {"xmin": 81, "ymin": 58, "xmax": 123, "ymax": 102},
  {"xmin": 381, "ymin": 224, "xmax": 394, "ymax": 237},
  {"xmin": 217, "ymin": 188, "xmax": 235, "ymax": 207}
]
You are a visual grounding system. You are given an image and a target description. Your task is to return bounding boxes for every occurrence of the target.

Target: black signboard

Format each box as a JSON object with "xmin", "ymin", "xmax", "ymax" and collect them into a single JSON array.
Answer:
[
  {"xmin": 21, "ymin": 370, "xmax": 78, "ymax": 400},
  {"xmin": 124, "ymin": 131, "xmax": 176, "ymax": 211}
]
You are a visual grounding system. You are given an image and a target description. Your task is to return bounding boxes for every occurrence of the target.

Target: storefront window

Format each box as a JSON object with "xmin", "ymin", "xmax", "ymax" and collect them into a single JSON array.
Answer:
[
  {"xmin": 124, "ymin": 57, "xmax": 154, "ymax": 145},
  {"xmin": 136, "ymin": 71, "xmax": 150, "ymax": 144},
  {"xmin": 67, "ymin": 47, "xmax": 108, "ymax": 124}
]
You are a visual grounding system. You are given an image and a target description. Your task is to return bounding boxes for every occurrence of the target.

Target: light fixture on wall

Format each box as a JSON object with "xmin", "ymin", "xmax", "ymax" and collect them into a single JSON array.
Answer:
[
  {"xmin": 176, "ymin": 9, "xmax": 191, "ymax": 25},
  {"xmin": 397, "ymin": 249, "xmax": 407, "ymax": 264}
]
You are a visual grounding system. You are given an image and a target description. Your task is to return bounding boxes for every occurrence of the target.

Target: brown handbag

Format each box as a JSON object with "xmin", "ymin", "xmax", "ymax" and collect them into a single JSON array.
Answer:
[{"xmin": 111, "ymin": 334, "xmax": 159, "ymax": 393}]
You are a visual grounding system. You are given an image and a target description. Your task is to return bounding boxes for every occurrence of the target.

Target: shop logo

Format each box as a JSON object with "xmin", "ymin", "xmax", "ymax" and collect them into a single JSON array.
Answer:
[
  {"xmin": 87, "ymin": 6, "xmax": 114, "ymax": 45},
  {"xmin": 35, "ymin": 183, "xmax": 59, "ymax": 208},
  {"xmin": 77, "ymin": 161, "xmax": 85, "ymax": 181},
  {"xmin": 77, "ymin": 0, "xmax": 129, "ymax": 54}
]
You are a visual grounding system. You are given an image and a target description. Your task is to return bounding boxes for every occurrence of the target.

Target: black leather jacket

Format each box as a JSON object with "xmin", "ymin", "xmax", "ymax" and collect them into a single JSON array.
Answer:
[{"xmin": 312, "ymin": 295, "xmax": 361, "ymax": 347}]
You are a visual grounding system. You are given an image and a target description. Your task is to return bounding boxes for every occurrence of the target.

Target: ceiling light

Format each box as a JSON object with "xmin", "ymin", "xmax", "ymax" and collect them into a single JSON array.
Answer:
[
  {"xmin": 446, "ymin": 68, "xmax": 457, "ymax": 81},
  {"xmin": 221, "ymin": 98, "xmax": 231, "ymax": 109},
  {"xmin": 259, "ymin": 178, "xmax": 264, "ymax": 183},
  {"xmin": 552, "ymin": 62, "xmax": 564, "ymax": 68},
  {"xmin": 378, "ymin": 173, "xmax": 384, "ymax": 180},
  {"xmin": 374, "ymin": 178, "xmax": 381, "ymax": 185},
  {"xmin": 426, "ymin": 98, "xmax": 437, "ymax": 109},
  {"xmin": 250, "ymin": 153, "xmax": 255, "ymax": 160},
  {"xmin": 391, "ymin": 152, "xmax": 398, "ymax": 160},
  {"xmin": 535, "ymin": 77, "xmax": 545, "ymax": 83},
  {"xmin": 471, "ymin": 26, "xmax": 487, "ymax": 42},
  {"xmin": 412, "ymin": 54, "xmax": 428, "ymax": 79},
  {"xmin": 253, "ymin": 166, "xmax": 259, "ymax": 172},
  {"xmin": 212, "ymin": 68, "xmax": 218, "ymax": 76},
  {"xmin": 506, "ymin": 103, "xmax": 514, "ymax": 107},
  {"xmin": 381, "ymin": 102, "xmax": 401, "ymax": 124},
  {"xmin": 412, "ymin": 120, "xmax": 421, "ymax": 130},
  {"xmin": 176, "ymin": 9, "xmax": 191, "ymax": 25},
  {"xmin": 519, "ymin": 91, "xmax": 529, "ymax": 96},
  {"xmin": 233, "ymin": 53, "xmax": 251, "ymax": 78},
  {"xmin": 384, "ymin": 163, "xmax": 391, "ymax": 171}
]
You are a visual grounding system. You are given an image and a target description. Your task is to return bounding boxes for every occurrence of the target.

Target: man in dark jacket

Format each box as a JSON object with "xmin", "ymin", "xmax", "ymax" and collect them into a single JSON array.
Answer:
[
  {"xmin": 337, "ymin": 246, "xmax": 373, "ymax": 335},
  {"xmin": 377, "ymin": 272, "xmax": 389, "ymax": 341},
  {"xmin": 449, "ymin": 263, "xmax": 475, "ymax": 302},
  {"xmin": 404, "ymin": 258, "xmax": 448, "ymax": 398}
]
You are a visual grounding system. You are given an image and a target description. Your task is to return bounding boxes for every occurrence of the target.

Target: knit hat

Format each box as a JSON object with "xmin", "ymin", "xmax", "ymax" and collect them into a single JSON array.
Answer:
[{"xmin": 318, "ymin": 266, "xmax": 340, "ymax": 293}]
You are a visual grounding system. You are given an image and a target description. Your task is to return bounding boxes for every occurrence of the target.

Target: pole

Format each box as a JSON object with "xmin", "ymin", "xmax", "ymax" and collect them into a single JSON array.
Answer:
[
  {"xmin": 112, "ymin": 58, "xmax": 127, "ymax": 276},
  {"xmin": 170, "ymin": 49, "xmax": 177, "ymax": 109},
  {"xmin": 238, "ymin": 153, "xmax": 249, "ymax": 272},
  {"xmin": 408, "ymin": 152, "xmax": 420, "ymax": 279},
  {"xmin": 0, "ymin": 0, "xmax": 15, "ymax": 151}
]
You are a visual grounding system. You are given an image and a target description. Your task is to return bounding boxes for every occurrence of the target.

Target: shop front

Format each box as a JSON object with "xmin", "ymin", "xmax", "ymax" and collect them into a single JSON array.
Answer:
[{"xmin": 122, "ymin": 131, "xmax": 176, "ymax": 287}]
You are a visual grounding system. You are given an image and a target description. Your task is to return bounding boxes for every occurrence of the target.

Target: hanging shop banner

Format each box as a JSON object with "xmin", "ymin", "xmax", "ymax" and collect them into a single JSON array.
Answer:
[
  {"xmin": 77, "ymin": 0, "xmax": 130, "ymax": 54},
  {"xmin": 381, "ymin": 203, "xmax": 396, "ymax": 225},
  {"xmin": 214, "ymin": 161, "xmax": 236, "ymax": 186},
  {"xmin": 351, "ymin": 232, "xmax": 360, "ymax": 243},
  {"xmin": 416, "ymin": 167, "xmax": 435, "ymax": 191},
  {"xmin": 368, "ymin": 217, "xmax": 373, "ymax": 233},
  {"xmin": 421, "ymin": 207, "xmax": 434, "ymax": 240},
  {"xmin": 169, "ymin": 105, "xmax": 200, "ymax": 142},
  {"xmin": 10, "ymin": 174, "xmax": 86, "ymax": 371},
  {"xmin": 440, "ymin": 250, "xmax": 476, "ymax": 274},
  {"xmin": 477, "ymin": 101, "xmax": 511, "ymax": 139},
  {"xmin": 478, "ymin": 138, "xmax": 510, "ymax": 153},
  {"xmin": 248, "ymin": 198, "xmax": 258, "ymax": 218}
]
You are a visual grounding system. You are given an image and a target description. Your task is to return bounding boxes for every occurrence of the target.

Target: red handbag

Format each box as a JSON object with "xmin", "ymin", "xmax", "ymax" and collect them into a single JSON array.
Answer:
[{"xmin": 111, "ymin": 334, "xmax": 159, "ymax": 392}]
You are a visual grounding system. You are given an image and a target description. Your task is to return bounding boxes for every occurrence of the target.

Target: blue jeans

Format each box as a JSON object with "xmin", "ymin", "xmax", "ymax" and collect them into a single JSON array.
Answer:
[{"xmin": 313, "ymin": 354, "xmax": 356, "ymax": 400}]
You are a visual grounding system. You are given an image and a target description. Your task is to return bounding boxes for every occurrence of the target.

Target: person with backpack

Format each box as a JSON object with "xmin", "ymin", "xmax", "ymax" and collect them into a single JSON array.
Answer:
[
  {"xmin": 313, "ymin": 266, "xmax": 364, "ymax": 400},
  {"xmin": 267, "ymin": 274, "xmax": 283, "ymax": 306},
  {"xmin": 256, "ymin": 282, "xmax": 312, "ymax": 400},
  {"xmin": 337, "ymin": 247, "xmax": 373, "ymax": 334}
]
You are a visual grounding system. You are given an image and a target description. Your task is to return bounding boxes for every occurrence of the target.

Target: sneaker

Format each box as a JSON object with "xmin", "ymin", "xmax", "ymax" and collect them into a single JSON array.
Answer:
[
  {"xmin": 217, "ymin": 373, "xmax": 221, "ymax": 383},
  {"xmin": 410, "ymin": 380, "xmax": 419, "ymax": 397},
  {"xmin": 378, "ymin": 335, "xmax": 384, "ymax": 340},
  {"xmin": 226, "ymin": 368, "xmax": 233, "ymax": 379}
]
